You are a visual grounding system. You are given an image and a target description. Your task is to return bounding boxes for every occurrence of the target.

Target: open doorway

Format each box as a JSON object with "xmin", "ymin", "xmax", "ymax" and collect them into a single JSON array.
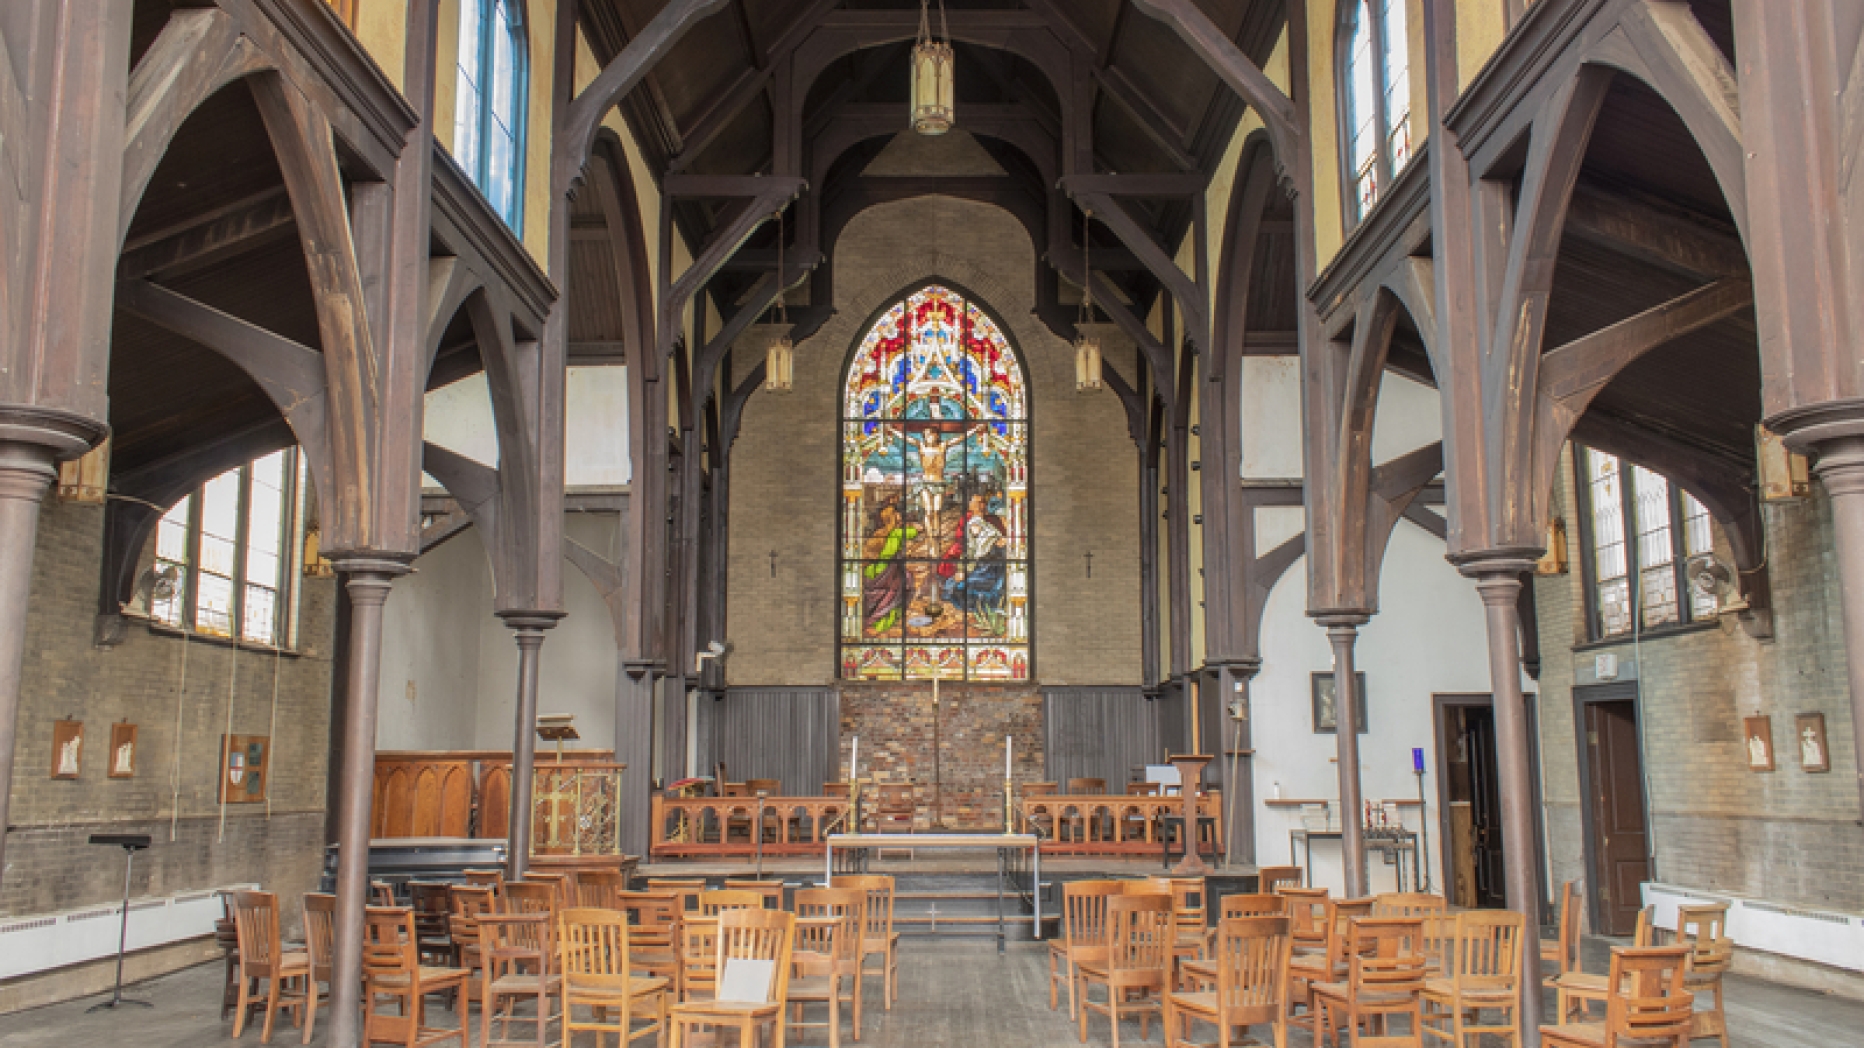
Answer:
[
  {"xmin": 1434, "ymin": 693, "xmax": 1548, "ymax": 915},
  {"xmin": 1574, "ymin": 683, "xmax": 1650, "ymax": 936}
]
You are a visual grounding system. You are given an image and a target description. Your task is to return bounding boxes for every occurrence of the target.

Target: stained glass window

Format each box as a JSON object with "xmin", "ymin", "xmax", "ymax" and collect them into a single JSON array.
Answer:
[
  {"xmin": 839, "ymin": 285, "xmax": 1031, "ymax": 681},
  {"xmin": 1340, "ymin": 0, "xmax": 1412, "ymax": 223}
]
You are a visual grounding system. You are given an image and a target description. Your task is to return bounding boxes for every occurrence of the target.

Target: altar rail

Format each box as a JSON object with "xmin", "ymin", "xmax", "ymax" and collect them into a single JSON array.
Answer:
[
  {"xmin": 1019, "ymin": 794, "xmax": 1222, "ymax": 855},
  {"xmin": 647, "ymin": 792, "xmax": 1222, "ymax": 857},
  {"xmin": 649, "ymin": 795, "xmax": 854, "ymax": 857}
]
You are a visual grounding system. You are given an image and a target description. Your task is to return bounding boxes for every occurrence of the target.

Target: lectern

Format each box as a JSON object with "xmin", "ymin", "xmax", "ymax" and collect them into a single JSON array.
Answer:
[{"xmin": 87, "ymin": 833, "xmax": 155, "ymax": 1011}]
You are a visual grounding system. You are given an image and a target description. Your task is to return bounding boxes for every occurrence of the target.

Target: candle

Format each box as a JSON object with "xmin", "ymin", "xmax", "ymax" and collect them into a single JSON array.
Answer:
[
  {"xmin": 850, "ymin": 736, "xmax": 859, "ymax": 780},
  {"xmin": 1005, "ymin": 735, "xmax": 1013, "ymax": 778}
]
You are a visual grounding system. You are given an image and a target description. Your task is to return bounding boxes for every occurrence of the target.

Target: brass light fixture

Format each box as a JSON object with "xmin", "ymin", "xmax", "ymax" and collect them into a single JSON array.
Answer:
[
  {"xmin": 765, "ymin": 206, "xmax": 794, "ymax": 393},
  {"xmin": 1074, "ymin": 207, "xmax": 1103, "ymax": 393},
  {"xmin": 911, "ymin": 0, "xmax": 954, "ymax": 135}
]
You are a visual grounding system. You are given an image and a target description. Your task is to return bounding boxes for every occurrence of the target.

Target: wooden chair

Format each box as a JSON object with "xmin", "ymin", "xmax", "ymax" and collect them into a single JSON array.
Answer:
[
  {"xmin": 464, "ymin": 869, "xmax": 505, "ymax": 892},
  {"xmin": 1021, "ymin": 782, "xmax": 1058, "ymax": 837},
  {"xmin": 300, "ymin": 893, "xmax": 336, "ymax": 1045},
  {"xmin": 791, "ymin": 888, "xmax": 866, "ymax": 1048},
  {"xmin": 230, "ymin": 889, "xmax": 311, "ymax": 1043},
  {"xmin": 1542, "ymin": 881, "xmax": 1580, "ymax": 988},
  {"xmin": 410, "ymin": 882, "xmax": 458, "ymax": 966},
  {"xmin": 1163, "ymin": 915, "xmax": 1292, "ymax": 1048},
  {"xmin": 576, "ymin": 868, "xmax": 629, "ymax": 909},
  {"xmin": 478, "ymin": 912, "xmax": 560, "ymax": 1047},
  {"xmin": 679, "ymin": 915, "xmax": 721, "ymax": 1003},
  {"xmin": 1049, "ymin": 880, "xmax": 1124, "ymax": 1019},
  {"xmin": 1067, "ymin": 777, "xmax": 1109, "ymax": 794},
  {"xmin": 216, "ymin": 892, "xmax": 243, "ymax": 1022},
  {"xmin": 1287, "ymin": 896, "xmax": 1374, "ymax": 1042},
  {"xmin": 699, "ymin": 889, "xmax": 767, "ymax": 916},
  {"xmin": 647, "ymin": 877, "xmax": 707, "ymax": 914},
  {"xmin": 1676, "ymin": 903, "xmax": 1733, "ymax": 1048},
  {"xmin": 745, "ymin": 777, "xmax": 781, "ymax": 796},
  {"xmin": 1540, "ymin": 946, "xmax": 1693, "ymax": 1048},
  {"xmin": 1374, "ymin": 893, "xmax": 1448, "ymax": 918},
  {"xmin": 1257, "ymin": 865, "xmax": 1304, "ymax": 893},
  {"xmin": 1126, "ymin": 781, "xmax": 1162, "ymax": 795},
  {"xmin": 1312, "ymin": 916, "xmax": 1429, "ymax": 1048},
  {"xmin": 373, "ymin": 881, "xmax": 398, "ymax": 906},
  {"xmin": 614, "ymin": 891, "xmax": 684, "ymax": 1000},
  {"xmin": 1554, "ymin": 906, "xmax": 1653, "ymax": 1022},
  {"xmin": 1077, "ymin": 893, "xmax": 1174, "ymax": 1048},
  {"xmin": 723, "ymin": 879, "xmax": 786, "ymax": 909},
  {"xmin": 823, "ymin": 781, "xmax": 851, "ymax": 798},
  {"xmin": 559, "ymin": 906, "xmax": 670, "ymax": 1048},
  {"xmin": 502, "ymin": 880, "xmax": 557, "ymax": 920},
  {"xmin": 668, "ymin": 908, "xmax": 795, "ymax": 1048},
  {"xmin": 1064, "ymin": 778, "xmax": 1109, "ymax": 842},
  {"xmin": 871, "ymin": 783, "xmax": 916, "ymax": 833},
  {"xmin": 1376, "ymin": 893, "xmax": 1452, "ymax": 973},
  {"xmin": 362, "ymin": 905, "xmax": 468, "ymax": 1048},
  {"xmin": 1279, "ymin": 886, "xmax": 1331, "ymax": 954},
  {"xmin": 449, "ymin": 885, "xmax": 497, "ymax": 991},
  {"xmin": 1146, "ymin": 876, "xmax": 1209, "ymax": 972},
  {"xmin": 522, "ymin": 871, "xmax": 575, "ymax": 913},
  {"xmin": 831, "ymin": 873, "xmax": 897, "ymax": 1012},
  {"xmin": 1220, "ymin": 893, "xmax": 1286, "ymax": 918},
  {"xmin": 1421, "ymin": 909, "xmax": 1525, "ymax": 1048}
]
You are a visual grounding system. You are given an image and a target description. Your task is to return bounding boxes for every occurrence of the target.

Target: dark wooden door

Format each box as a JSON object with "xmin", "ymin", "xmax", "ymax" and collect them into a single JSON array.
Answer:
[
  {"xmin": 1585, "ymin": 700, "xmax": 1650, "ymax": 936},
  {"xmin": 1464, "ymin": 708, "xmax": 1508, "ymax": 908}
]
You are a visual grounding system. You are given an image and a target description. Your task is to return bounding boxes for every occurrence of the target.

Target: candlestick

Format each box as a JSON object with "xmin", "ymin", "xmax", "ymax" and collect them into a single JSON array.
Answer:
[
  {"xmin": 850, "ymin": 736, "xmax": 858, "ymax": 781},
  {"xmin": 1005, "ymin": 734, "xmax": 1013, "ymax": 778},
  {"xmin": 1003, "ymin": 777, "xmax": 1015, "ymax": 836}
]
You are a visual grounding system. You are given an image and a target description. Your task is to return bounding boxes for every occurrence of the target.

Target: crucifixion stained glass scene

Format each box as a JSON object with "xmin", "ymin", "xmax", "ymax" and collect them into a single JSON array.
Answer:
[{"xmin": 840, "ymin": 285, "xmax": 1030, "ymax": 681}]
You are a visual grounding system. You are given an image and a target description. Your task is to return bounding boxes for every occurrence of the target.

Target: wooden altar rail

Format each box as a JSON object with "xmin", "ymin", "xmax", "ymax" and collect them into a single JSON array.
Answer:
[
  {"xmin": 1019, "ymin": 794, "xmax": 1222, "ymax": 855},
  {"xmin": 371, "ymin": 750, "xmax": 616, "ymax": 841},
  {"xmin": 649, "ymin": 795, "xmax": 854, "ymax": 858}
]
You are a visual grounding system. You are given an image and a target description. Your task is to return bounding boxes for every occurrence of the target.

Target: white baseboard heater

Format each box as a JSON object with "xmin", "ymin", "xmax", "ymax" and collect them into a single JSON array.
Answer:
[
  {"xmin": 0, "ymin": 883, "xmax": 254, "ymax": 981},
  {"xmin": 1643, "ymin": 882, "xmax": 1864, "ymax": 973}
]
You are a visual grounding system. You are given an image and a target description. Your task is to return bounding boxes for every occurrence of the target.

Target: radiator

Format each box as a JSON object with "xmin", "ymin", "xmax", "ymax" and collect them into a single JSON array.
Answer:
[
  {"xmin": 0, "ymin": 884, "xmax": 254, "ymax": 980},
  {"xmin": 1642, "ymin": 882, "xmax": 1864, "ymax": 973}
]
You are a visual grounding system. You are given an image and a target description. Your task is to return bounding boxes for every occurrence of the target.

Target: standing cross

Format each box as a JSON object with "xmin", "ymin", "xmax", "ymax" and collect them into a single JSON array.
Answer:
[
  {"xmin": 769, "ymin": 550, "xmax": 779, "ymax": 577},
  {"xmin": 1084, "ymin": 550, "xmax": 1094, "ymax": 578}
]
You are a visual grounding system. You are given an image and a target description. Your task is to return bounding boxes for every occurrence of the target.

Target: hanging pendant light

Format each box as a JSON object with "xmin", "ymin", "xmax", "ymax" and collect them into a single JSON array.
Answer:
[
  {"xmin": 766, "ymin": 206, "xmax": 795, "ymax": 393},
  {"xmin": 1075, "ymin": 207, "xmax": 1103, "ymax": 393},
  {"xmin": 911, "ymin": 0, "xmax": 955, "ymax": 136}
]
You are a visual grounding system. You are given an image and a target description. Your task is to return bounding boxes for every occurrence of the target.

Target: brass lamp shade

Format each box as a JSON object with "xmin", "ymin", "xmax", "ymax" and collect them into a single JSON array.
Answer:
[
  {"xmin": 1074, "ymin": 334, "xmax": 1102, "ymax": 393},
  {"xmin": 911, "ymin": 40, "xmax": 955, "ymax": 135},
  {"xmin": 765, "ymin": 336, "xmax": 795, "ymax": 393}
]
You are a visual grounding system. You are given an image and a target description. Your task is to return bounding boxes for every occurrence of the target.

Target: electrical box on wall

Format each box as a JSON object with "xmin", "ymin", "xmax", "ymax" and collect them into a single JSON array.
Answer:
[{"xmin": 1594, "ymin": 653, "xmax": 1618, "ymax": 681}]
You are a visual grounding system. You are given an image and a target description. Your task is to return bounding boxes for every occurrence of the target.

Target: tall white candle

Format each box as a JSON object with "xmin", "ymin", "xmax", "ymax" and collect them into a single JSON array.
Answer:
[
  {"xmin": 850, "ymin": 736, "xmax": 859, "ymax": 780},
  {"xmin": 1005, "ymin": 735, "xmax": 1013, "ymax": 778}
]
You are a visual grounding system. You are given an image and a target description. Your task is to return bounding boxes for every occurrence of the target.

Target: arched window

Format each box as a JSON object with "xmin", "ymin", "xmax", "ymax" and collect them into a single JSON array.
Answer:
[
  {"xmin": 454, "ymin": 0, "xmax": 527, "ymax": 230},
  {"xmin": 839, "ymin": 285, "xmax": 1032, "ymax": 681},
  {"xmin": 1340, "ymin": 0, "xmax": 1411, "ymax": 223}
]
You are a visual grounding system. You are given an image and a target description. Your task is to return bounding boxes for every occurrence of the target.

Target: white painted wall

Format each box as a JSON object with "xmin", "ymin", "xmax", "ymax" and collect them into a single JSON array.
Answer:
[
  {"xmin": 1241, "ymin": 356, "xmax": 1304, "ymax": 479},
  {"xmin": 1370, "ymin": 372, "xmax": 1443, "ymax": 465},
  {"xmin": 376, "ymin": 526, "xmax": 493, "ymax": 750},
  {"xmin": 423, "ymin": 366, "xmax": 631, "ymax": 489}
]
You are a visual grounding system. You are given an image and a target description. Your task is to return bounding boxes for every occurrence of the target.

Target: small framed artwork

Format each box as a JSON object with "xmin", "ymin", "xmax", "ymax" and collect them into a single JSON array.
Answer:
[
  {"xmin": 108, "ymin": 723, "xmax": 138, "ymax": 779},
  {"xmin": 51, "ymin": 720, "xmax": 83, "ymax": 779},
  {"xmin": 219, "ymin": 734, "xmax": 271, "ymax": 804},
  {"xmin": 1743, "ymin": 715, "xmax": 1774, "ymax": 772},
  {"xmin": 1796, "ymin": 713, "xmax": 1830, "ymax": 773},
  {"xmin": 1312, "ymin": 672, "xmax": 1369, "ymax": 734}
]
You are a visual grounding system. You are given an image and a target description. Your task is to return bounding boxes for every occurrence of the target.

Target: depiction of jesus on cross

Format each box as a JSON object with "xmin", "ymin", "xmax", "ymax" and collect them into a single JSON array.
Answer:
[{"xmin": 914, "ymin": 427, "xmax": 961, "ymax": 522}]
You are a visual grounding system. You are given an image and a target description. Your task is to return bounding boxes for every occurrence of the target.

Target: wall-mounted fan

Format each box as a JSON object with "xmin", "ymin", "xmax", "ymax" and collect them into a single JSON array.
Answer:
[
  {"xmin": 127, "ymin": 563, "xmax": 181, "ymax": 616},
  {"xmin": 1686, "ymin": 553, "xmax": 1747, "ymax": 613}
]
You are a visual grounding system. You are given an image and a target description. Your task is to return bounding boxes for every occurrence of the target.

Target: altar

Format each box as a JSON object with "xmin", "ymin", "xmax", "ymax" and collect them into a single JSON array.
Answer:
[{"xmin": 825, "ymin": 832, "xmax": 1040, "ymax": 952}]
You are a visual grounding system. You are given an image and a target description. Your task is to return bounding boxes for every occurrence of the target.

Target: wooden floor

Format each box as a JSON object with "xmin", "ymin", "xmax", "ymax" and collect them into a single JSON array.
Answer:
[{"xmin": 1, "ymin": 935, "xmax": 1860, "ymax": 1047}]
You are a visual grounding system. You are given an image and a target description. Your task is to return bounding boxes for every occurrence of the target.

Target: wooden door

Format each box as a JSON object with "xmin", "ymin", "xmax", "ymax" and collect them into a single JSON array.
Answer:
[
  {"xmin": 1585, "ymin": 700, "xmax": 1650, "ymax": 936},
  {"xmin": 1464, "ymin": 708, "xmax": 1508, "ymax": 908}
]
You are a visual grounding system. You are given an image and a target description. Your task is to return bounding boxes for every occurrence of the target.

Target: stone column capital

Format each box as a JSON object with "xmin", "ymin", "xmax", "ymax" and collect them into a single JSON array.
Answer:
[
  {"xmin": 1449, "ymin": 549, "xmax": 1539, "ymax": 592},
  {"xmin": 500, "ymin": 610, "xmax": 566, "ymax": 639},
  {"xmin": 0, "ymin": 404, "xmax": 109, "ymax": 464},
  {"xmin": 325, "ymin": 553, "xmax": 414, "ymax": 608},
  {"xmin": 1766, "ymin": 397, "xmax": 1864, "ymax": 453}
]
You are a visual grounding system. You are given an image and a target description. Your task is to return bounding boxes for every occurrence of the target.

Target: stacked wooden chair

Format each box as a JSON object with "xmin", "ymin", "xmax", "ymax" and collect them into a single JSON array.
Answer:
[
  {"xmin": 479, "ymin": 912, "xmax": 560, "ymax": 1047},
  {"xmin": 790, "ymin": 887, "xmax": 866, "ymax": 1048},
  {"xmin": 1421, "ymin": 909, "xmax": 1525, "ymax": 1047},
  {"xmin": 1050, "ymin": 880, "xmax": 1122, "ymax": 1019},
  {"xmin": 1677, "ymin": 903, "xmax": 1734, "ymax": 1048},
  {"xmin": 361, "ymin": 906, "xmax": 468, "ymax": 1048},
  {"xmin": 832, "ymin": 873, "xmax": 900, "ymax": 1012},
  {"xmin": 300, "ymin": 892, "xmax": 337, "ymax": 1045},
  {"xmin": 668, "ymin": 908, "xmax": 796, "ymax": 1048},
  {"xmin": 229, "ymin": 889, "xmax": 312, "ymax": 1044},
  {"xmin": 1311, "ymin": 916, "xmax": 1429, "ymax": 1048},
  {"xmin": 559, "ymin": 906, "xmax": 671, "ymax": 1048},
  {"xmin": 1163, "ymin": 915, "xmax": 1292, "ymax": 1048},
  {"xmin": 1540, "ymin": 946, "xmax": 1695, "ymax": 1048},
  {"xmin": 1077, "ymin": 893, "xmax": 1174, "ymax": 1048}
]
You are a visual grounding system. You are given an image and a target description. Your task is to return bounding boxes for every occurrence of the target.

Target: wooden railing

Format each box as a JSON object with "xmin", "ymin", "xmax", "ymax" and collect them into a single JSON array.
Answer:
[
  {"xmin": 1019, "ymin": 793, "xmax": 1222, "ymax": 855},
  {"xmin": 649, "ymin": 795, "xmax": 854, "ymax": 857}
]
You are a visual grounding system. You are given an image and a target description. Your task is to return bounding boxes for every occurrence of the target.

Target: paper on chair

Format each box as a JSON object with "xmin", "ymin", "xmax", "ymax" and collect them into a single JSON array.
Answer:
[{"xmin": 717, "ymin": 958, "xmax": 776, "ymax": 1003}]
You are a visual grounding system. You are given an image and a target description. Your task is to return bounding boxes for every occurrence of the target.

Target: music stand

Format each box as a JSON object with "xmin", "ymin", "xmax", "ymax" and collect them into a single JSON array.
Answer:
[{"xmin": 86, "ymin": 833, "xmax": 155, "ymax": 1011}]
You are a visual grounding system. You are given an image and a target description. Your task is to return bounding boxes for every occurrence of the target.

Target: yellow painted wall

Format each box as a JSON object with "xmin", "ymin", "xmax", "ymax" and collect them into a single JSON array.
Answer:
[
  {"xmin": 352, "ymin": 0, "xmax": 410, "ymax": 91},
  {"xmin": 519, "ymin": 0, "xmax": 559, "ymax": 261},
  {"xmin": 1307, "ymin": 0, "xmax": 1346, "ymax": 268},
  {"xmin": 434, "ymin": 0, "xmax": 460, "ymax": 153},
  {"xmin": 1457, "ymin": 0, "xmax": 1511, "ymax": 90}
]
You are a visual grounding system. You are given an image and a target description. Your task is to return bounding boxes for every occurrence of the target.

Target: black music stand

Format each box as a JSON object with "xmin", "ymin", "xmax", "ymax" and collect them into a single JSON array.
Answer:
[{"xmin": 87, "ymin": 833, "xmax": 155, "ymax": 1011}]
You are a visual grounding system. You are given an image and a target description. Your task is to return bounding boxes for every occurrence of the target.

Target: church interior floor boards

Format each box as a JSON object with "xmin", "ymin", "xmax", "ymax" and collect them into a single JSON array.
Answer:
[{"xmin": 3, "ymin": 934, "xmax": 1861, "ymax": 1047}]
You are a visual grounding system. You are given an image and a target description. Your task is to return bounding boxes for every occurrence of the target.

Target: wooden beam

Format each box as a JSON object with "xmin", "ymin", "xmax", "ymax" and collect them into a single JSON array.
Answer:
[
  {"xmin": 115, "ymin": 279, "xmax": 327, "ymax": 427},
  {"xmin": 561, "ymin": 0, "xmax": 732, "ymax": 181},
  {"xmin": 1127, "ymin": 0, "xmax": 1300, "ymax": 161},
  {"xmin": 1073, "ymin": 188, "xmax": 1211, "ymax": 356},
  {"xmin": 1064, "ymin": 173, "xmax": 1208, "ymax": 197},
  {"xmin": 1563, "ymin": 184, "xmax": 1747, "ymax": 281},
  {"xmin": 1538, "ymin": 277, "xmax": 1754, "ymax": 407}
]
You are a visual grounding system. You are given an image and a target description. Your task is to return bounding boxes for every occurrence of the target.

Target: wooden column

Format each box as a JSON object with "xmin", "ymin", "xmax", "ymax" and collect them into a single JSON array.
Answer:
[
  {"xmin": 503, "ymin": 615, "xmax": 561, "ymax": 877},
  {"xmin": 324, "ymin": 558, "xmax": 410, "ymax": 1048},
  {"xmin": 1461, "ymin": 559, "xmax": 1544, "ymax": 1045},
  {"xmin": 1323, "ymin": 618, "xmax": 1369, "ymax": 897}
]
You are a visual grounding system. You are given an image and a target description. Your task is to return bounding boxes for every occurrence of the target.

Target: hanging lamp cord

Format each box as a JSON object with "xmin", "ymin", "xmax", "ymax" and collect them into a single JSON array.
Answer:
[
  {"xmin": 775, "ymin": 206, "xmax": 788, "ymax": 328},
  {"xmin": 1080, "ymin": 207, "xmax": 1094, "ymax": 327}
]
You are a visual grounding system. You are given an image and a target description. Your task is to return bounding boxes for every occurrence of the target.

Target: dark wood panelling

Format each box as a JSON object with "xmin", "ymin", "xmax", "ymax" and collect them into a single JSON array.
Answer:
[{"xmin": 1041, "ymin": 686, "xmax": 1160, "ymax": 788}]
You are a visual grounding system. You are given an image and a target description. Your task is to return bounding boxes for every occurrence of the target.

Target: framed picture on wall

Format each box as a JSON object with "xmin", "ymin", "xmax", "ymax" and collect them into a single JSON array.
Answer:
[
  {"xmin": 108, "ymin": 722, "xmax": 138, "ymax": 779},
  {"xmin": 1796, "ymin": 713, "xmax": 1830, "ymax": 773},
  {"xmin": 50, "ymin": 720, "xmax": 83, "ymax": 779},
  {"xmin": 219, "ymin": 734, "xmax": 271, "ymax": 804},
  {"xmin": 1311, "ymin": 672, "xmax": 1369, "ymax": 734},
  {"xmin": 1743, "ymin": 715, "xmax": 1774, "ymax": 771}
]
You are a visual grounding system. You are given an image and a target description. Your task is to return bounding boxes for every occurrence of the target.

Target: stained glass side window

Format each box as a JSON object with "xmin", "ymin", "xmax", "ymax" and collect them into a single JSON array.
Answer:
[
  {"xmin": 1340, "ymin": 0, "xmax": 1411, "ymax": 223},
  {"xmin": 839, "ymin": 285, "xmax": 1031, "ymax": 681}
]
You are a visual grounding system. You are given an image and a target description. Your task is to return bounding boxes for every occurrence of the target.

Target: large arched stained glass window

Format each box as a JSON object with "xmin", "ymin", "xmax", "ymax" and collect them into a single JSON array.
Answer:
[{"xmin": 839, "ymin": 285, "xmax": 1031, "ymax": 681}]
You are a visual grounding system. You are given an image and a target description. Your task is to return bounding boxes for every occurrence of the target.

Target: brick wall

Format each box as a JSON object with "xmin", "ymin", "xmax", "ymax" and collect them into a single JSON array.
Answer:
[
  {"xmin": 2, "ymin": 497, "xmax": 336, "ymax": 923},
  {"xmin": 1535, "ymin": 448, "xmax": 1862, "ymax": 920},
  {"xmin": 838, "ymin": 681, "xmax": 1043, "ymax": 830},
  {"xmin": 725, "ymin": 195, "xmax": 1144, "ymax": 687}
]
